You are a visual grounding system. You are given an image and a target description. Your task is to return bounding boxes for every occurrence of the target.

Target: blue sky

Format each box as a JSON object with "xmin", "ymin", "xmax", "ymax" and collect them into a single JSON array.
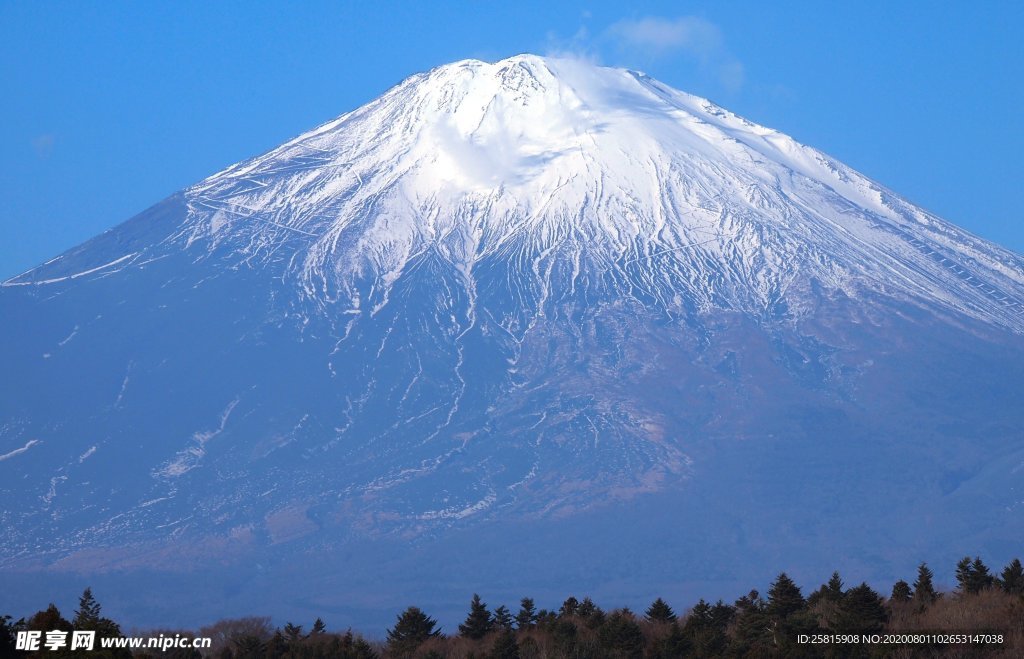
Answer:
[{"xmin": 2, "ymin": 1, "xmax": 1022, "ymax": 278}]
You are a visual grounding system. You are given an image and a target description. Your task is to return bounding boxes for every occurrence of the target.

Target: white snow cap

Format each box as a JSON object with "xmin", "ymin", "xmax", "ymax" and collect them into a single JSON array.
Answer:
[{"xmin": 168, "ymin": 54, "xmax": 1024, "ymax": 329}]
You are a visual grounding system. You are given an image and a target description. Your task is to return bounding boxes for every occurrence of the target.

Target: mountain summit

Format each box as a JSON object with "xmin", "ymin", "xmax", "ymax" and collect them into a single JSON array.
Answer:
[
  {"xmin": 13, "ymin": 55, "xmax": 1022, "ymax": 326},
  {"xmin": 2, "ymin": 55, "xmax": 1023, "ymax": 629}
]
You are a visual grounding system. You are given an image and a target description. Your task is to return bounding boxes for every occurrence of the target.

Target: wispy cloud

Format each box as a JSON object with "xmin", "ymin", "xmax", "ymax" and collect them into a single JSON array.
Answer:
[
  {"xmin": 544, "ymin": 25, "xmax": 601, "ymax": 63},
  {"xmin": 540, "ymin": 14, "xmax": 745, "ymax": 92},
  {"xmin": 607, "ymin": 16, "xmax": 722, "ymax": 56},
  {"xmin": 604, "ymin": 16, "xmax": 745, "ymax": 91}
]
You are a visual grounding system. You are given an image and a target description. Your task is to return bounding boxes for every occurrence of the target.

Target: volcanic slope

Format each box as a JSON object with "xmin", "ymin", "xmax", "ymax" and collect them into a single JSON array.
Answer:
[{"xmin": 2, "ymin": 55, "xmax": 1023, "ymax": 628}]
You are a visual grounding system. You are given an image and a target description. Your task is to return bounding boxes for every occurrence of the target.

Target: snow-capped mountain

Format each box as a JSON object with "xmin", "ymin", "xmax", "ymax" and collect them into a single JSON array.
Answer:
[{"xmin": 2, "ymin": 55, "xmax": 1023, "ymax": 629}]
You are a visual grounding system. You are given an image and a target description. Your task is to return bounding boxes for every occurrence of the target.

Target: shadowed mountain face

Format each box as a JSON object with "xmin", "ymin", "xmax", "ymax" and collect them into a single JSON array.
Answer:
[{"xmin": 2, "ymin": 55, "xmax": 1023, "ymax": 630}]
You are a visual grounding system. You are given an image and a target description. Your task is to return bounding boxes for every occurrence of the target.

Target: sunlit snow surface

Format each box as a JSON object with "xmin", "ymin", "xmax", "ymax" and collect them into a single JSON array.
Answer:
[{"xmin": 1, "ymin": 56, "xmax": 1023, "ymax": 629}]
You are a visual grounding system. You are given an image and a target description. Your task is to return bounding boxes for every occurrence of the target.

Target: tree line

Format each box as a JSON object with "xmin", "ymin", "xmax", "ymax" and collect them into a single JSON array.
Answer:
[{"xmin": 2, "ymin": 555, "xmax": 1022, "ymax": 658}]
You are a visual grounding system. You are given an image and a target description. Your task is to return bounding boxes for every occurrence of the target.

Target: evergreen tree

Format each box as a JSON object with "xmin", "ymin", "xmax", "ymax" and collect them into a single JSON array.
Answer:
[
  {"xmin": 655, "ymin": 622, "xmax": 691, "ymax": 659},
  {"xmin": 688, "ymin": 597, "xmax": 712, "ymax": 626},
  {"xmin": 282, "ymin": 622, "xmax": 303, "ymax": 643},
  {"xmin": 489, "ymin": 627, "xmax": 520, "ymax": 659},
  {"xmin": 459, "ymin": 594, "xmax": 494, "ymax": 640},
  {"xmin": 709, "ymin": 600, "xmax": 735, "ymax": 628},
  {"xmin": 534, "ymin": 609, "xmax": 557, "ymax": 629},
  {"xmin": 733, "ymin": 590, "xmax": 765, "ymax": 617},
  {"xmin": 386, "ymin": 606, "xmax": 441, "ymax": 658},
  {"xmin": 310, "ymin": 617, "xmax": 327, "ymax": 635},
  {"xmin": 836, "ymin": 583, "xmax": 887, "ymax": 634},
  {"xmin": 913, "ymin": 563, "xmax": 939, "ymax": 606},
  {"xmin": 890, "ymin": 580, "xmax": 912, "ymax": 603},
  {"xmin": 644, "ymin": 597, "xmax": 676, "ymax": 623},
  {"xmin": 825, "ymin": 572, "xmax": 845, "ymax": 600},
  {"xmin": 492, "ymin": 605, "xmax": 513, "ymax": 631},
  {"xmin": 597, "ymin": 611, "xmax": 643, "ymax": 659},
  {"xmin": 1001, "ymin": 558, "xmax": 1024, "ymax": 595},
  {"xmin": 968, "ymin": 557, "xmax": 994, "ymax": 593},
  {"xmin": 66, "ymin": 592, "xmax": 127, "ymax": 659},
  {"xmin": 955, "ymin": 556, "xmax": 996, "ymax": 594},
  {"xmin": 764, "ymin": 575, "xmax": 819, "ymax": 654},
  {"xmin": 332, "ymin": 629, "xmax": 378, "ymax": 659},
  {"xmin": 577, "ymin": 597, "xmax": 598, "ymax": 619},
  {"xmin": 728, "ymin": 591, "xmax": 771, "ymax": 657},
  {"xmin": 808, "ymin": 571, "xmax": 845, "ymax": 608},
  {"xmin": 806, "ymin": 572, "xmax": 847, "ymax": 631},
  {"xmin": 351, "ymin": 636, "xmax": 378, "ymax": 659},
  {"xmin": 956, "ymin": 557, "xmax": 973, "ymax": 592},
  {"xmin": 681, "ymin": 599, "xmax": 731, "ymax": 657},
  {"xmin": 558, "ymin": 596, "xmax": 579, "ymax": 618},
  {"xmin": 583, "ymin": 604, "xmax": 605, "ymax": 630},
  {"xmin": 767, "ymin": 572, "xmax": 806, "ymax": 619},
  {"xmin": 514, "ymin": 598, "xmax": 537, "ymax": 630},
  {"xmin": 74, "ymin": 588, "xmax": 102, "ymax": 629}
]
